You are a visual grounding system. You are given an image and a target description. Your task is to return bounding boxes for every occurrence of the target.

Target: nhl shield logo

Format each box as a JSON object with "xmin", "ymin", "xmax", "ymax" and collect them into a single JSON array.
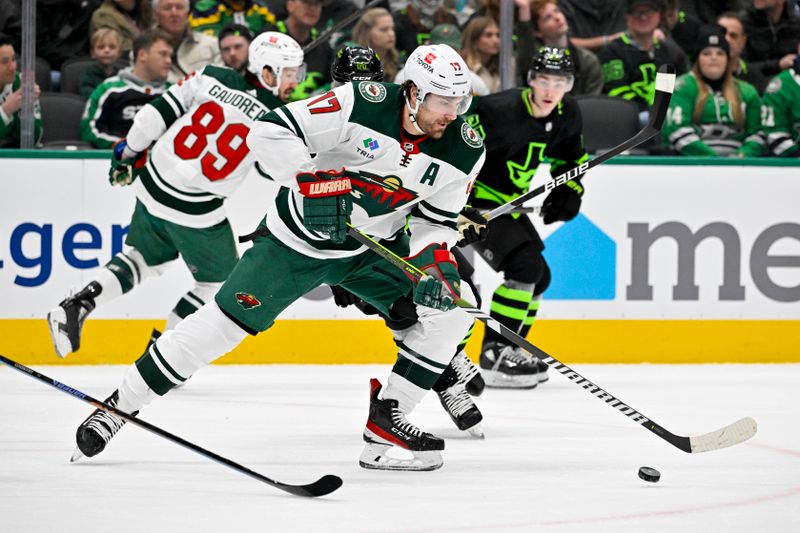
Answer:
[
  {"xmin": 358, "ymin": 81, "xmax": 387, "ymax": 103},
  {"xmin": 235, "ymin": 292, "xmax": 261, "ymax": 310},
  {"xmin": 461, "ymin": 122, "xmax": 483, "ymax": 148}
]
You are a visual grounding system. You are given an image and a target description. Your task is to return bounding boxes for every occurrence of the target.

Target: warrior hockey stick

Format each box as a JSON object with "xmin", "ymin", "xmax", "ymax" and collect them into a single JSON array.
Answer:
[
  {"xmin": 345, "ymin": 225, "xmax": 757, "ymax": 454},
  {"xmin": 303, "ymin": 0, "xmax": 383, "ymax": 54},
  {"xmin": 0, "ymin": 354, "xmax": 343, "ymax": 498},
  {"xmin": 485, "ymin": 64, "xmax": 676, "ymax": 221}
]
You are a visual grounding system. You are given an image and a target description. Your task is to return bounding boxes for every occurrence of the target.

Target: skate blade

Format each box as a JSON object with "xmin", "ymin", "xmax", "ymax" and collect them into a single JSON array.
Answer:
[
  {"xmin": 69, "ymin": 447, "xmax": 84, "ymax": 463},
  {"xmin": 466, "ymin": 423, "xmax": 485, "ymax": 439},
  {"xmin": 47, "ymin": 307, "xmax": 72, "ymax": 358},
  {"xmin": 358, "ymin": 442, "xmax": 443, "ymax": 472},
  {"xmin": 482, "ymin": 370, "xmax": 539, "ymax": 389}
]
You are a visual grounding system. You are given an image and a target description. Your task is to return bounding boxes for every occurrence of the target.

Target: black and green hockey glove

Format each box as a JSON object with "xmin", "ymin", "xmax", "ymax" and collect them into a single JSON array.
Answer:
[
  {"xmin": 296, "ymin": 168, "xmax": 353, "ymax": 244},
  {"xmin": 405, "ymin": 244, "xmax": 461, "ymax": 311},
  {"xmin": 542, "ymin": 178, "xmax": 584, "ymax": 224},
  {"xmin": 456, "ymin": 206, "xmax": 488, "ymax": 247}
]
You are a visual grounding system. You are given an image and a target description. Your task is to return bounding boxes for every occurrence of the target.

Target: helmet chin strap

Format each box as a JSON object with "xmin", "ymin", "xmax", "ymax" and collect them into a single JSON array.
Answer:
[
  {"xmin": 261, "ymin": 67, "xmax": 281, "ymax": 97},
  {"xmin": 403, "ymin": 93, "xmax": 426, "ymax": 136}
]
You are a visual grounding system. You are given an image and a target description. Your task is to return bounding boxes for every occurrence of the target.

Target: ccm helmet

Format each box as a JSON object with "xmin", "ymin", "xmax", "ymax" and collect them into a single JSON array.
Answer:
[
  {"xmin": 527, "ymin": 46, "xmax": 575, "ymax": 91},
  {"xmin": 248, "ymin": 31, "xmax": 306, "ymax": 96},
  {"xmin": 331, "ymin": 46, "xmax": 384, "ymax": 85}
]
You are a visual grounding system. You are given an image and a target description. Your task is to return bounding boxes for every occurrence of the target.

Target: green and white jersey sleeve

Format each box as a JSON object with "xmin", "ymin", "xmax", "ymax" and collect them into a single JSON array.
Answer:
[
  {"xmin": 126, "ymin": 65, "xmax": 282, "ymax": 228},
  {"xmin": 248, "ymin": 81, "xmax": 486, "ymax": 259},
  {"xmin": 761, "ymin": 70, "xmax": 800, "ymax": 157}
]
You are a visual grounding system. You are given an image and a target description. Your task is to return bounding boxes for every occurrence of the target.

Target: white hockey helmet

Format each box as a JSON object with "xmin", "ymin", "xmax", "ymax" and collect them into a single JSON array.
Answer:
[
  {"xmin": 403, "ymin": 44, "xmax": 472, "ymax": 116},
  {"xmin": 248, "ymin": 31, "xmax": 306, "ymax": 96}
]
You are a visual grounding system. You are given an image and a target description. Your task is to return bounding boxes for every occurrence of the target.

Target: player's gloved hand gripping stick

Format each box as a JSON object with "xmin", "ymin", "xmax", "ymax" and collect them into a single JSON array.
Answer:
[
  {"xmin": 405, "ymin": 244, "xmax": 462, "ymax": 311},
  {"xmin": 296, "ymin": 168, "xmax": 353, "ymax": 243},
  {"xmin": 109, "ymin": 139, "xmax": 147, "ymax": 186}
]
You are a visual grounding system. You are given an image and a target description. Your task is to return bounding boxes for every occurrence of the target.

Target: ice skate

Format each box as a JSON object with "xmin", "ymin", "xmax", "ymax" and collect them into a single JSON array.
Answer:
[
  {"xmin": 359, "ymin": 379, "xmax": 444, "ymax": 471},
  {"xmin": 47, "ymin": 282, "xmax": 100, "ymax": 358},
  {"xmin": 437, "ymin": 383, "xmax": 484, "ymax": 438},
  {"xmin": 70, "ymin": 390, "xmax": 137, "ymax": 462},
  {"xmin": 480, "ymin": 342, "xmax": 539, "ymax": 389},
  {"xmin": 449, "ymin": 350, "xmax": 485, "ymax": 397}
]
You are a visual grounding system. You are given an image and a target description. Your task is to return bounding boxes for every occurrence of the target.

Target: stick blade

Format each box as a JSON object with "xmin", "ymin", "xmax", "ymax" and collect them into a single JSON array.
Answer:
[
  {"xmin": 690, "ymin": 417, "xmax": 757, "ymax": 453},
  {"xmin": 276, "ymin": 474, "xmax": 343, "ymax": 497}
]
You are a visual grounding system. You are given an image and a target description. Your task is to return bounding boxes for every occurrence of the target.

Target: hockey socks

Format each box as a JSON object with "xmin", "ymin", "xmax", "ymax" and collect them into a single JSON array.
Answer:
[{"xmin": 484, "ymin": 281, "xmax": 535, "ymax": 346}]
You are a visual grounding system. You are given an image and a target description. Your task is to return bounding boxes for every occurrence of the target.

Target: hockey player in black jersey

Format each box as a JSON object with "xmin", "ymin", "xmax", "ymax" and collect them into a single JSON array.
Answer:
[{"xmin": 466, "ymin": 47, "xmax": 589, "ymax": 388}]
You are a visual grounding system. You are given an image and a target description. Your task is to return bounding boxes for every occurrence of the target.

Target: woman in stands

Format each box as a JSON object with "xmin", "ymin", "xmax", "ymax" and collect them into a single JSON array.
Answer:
[
  {"xmin": 351, "ymin": 7, "xmax": 402, "ymax": 82},
  {"xmin": 663, "ymin": 25, "xmax": 764, "ymax": 157}
]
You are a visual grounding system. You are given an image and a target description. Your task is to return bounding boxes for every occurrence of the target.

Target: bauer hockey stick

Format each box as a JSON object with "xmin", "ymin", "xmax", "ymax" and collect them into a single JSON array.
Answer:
[
  {"xmin": 345, "ymin": 225, "xmax": 757, "ymax": 454},
  {"xmin": 484, "ymin": 64, "xmax": 676, "ymax": 221},
  {"xmin": 0, "ymin": 354, "xmax": 343, "ymax": 498}
]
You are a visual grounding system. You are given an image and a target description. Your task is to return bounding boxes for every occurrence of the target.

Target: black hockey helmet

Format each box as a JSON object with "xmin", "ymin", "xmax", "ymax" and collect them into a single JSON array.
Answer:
[
  {"xmin": 331, "ymin": 46, "xmax": 384, "ymax": 84},
  {"xmin": 527, "ymin": 47, "xmax": 575, "ymax": 91}
]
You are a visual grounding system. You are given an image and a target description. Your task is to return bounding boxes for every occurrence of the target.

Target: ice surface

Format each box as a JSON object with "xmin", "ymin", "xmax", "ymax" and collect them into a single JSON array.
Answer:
[{"xmin": 1, "ymin": 363, "xmax": 798, "ymax": 532}]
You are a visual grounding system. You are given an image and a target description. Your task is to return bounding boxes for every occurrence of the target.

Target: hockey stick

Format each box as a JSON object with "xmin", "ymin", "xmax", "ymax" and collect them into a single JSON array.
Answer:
[
  {"xmin": 303, "ymin": 0, "xmax": 383, "ymax": 54},
  {"xmin": 0, "ymin": 354, "xmax": 343, "ymax": 498},
  {"xmin": 484, "ymin": 64, "xmax": 676, "ymax": 221},
  {"xmin": 345, "ymin": 225, "xmax": 757, "ymax": 454}
]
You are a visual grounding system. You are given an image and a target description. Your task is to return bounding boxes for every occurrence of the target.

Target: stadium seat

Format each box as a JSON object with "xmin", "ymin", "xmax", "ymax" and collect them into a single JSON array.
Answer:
[
  {"xmin": 38, "ymin": 92, "xmax": 87, "ymax": 147},
  {"xmin": 576, "ymin": 95, "xmax": 641, "ymax": 154},
  {"xmin": 60, "ymin": 58, "xmax": 95, "ymax": 95}
]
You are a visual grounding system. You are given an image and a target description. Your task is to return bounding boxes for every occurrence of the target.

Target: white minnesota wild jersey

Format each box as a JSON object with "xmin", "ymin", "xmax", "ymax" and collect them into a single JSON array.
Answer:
[
  {"xmin": 125, "ymin": 65, "xmax": 284, "ymax": 228},
  {"xmin": 247, "ymin": 81, "xmax": 486, "ymax": 259}
]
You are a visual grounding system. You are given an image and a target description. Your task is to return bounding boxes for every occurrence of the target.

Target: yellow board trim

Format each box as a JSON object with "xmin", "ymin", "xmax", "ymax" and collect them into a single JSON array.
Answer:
[{"xmin": 1, "ymin": 319, "xmax": 798, "ymax": 365}]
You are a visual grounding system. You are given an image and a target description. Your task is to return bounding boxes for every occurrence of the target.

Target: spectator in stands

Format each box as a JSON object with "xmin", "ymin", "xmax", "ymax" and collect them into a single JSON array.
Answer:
[
  {"xmin": 80, "ymin": 30, "xmax": 172, "ymax": 148},
  {"xmin": 717, "ymin": 11, "xmax": 767, "ymax": 93},
  {"xmin": 521, "ymin": 0, "xmax": 603, "ymax": 95},
  {"xmin": 598, "ymin": 0, "xmax": 688, "ymax": 121},
  {"xmin": 0, "ymin": 35, "xmax": 42, "ymax": 148},
  {"xmin": 740, "ymin": 0, "xmax": 800, "ymax": 80},
  {"xmin": 760, "ymin": 42, "xmax": 800, "ymax": 157},
  {"xmin": 662, "ymin": 26, "xmax": 764, "ymax": 157},
  {"xmin": 218, "ymin": 23, "xmax": 253, "ymax": 73},
  {"xmin": 80, "ymin": 28, "xmax": 125, "ymax": 98},
  {"xmin": 154, "ymin": 0, "xmax": 221, "ymax": 83},
  {"xmin": 37, "ymin": 0, "xmax": 102, "ymax": 72},
  {"xmin": 661, "ymin": 0, "xmax": 703, "ymax": 56},
  {"xmin": 679, "ymin": 0, "xmax": 742, "ymax": 24},
  {"xmin": 264, "ymin": 0, "xmax": 333, "ymax": 101},
  {"xmin": 0, "ymin": 0, "xmax": 22, "ymax": 52},
  {"xmin": 558, "ymin": 0, "xmax": 626, "ymax": 51},
  {"xmin": 461, "ymin": 16, "xmax": 509, "ymax": 93},
  {"xmin": 393, "ymin": 0, "xmax": 460, "ymax": 57},
  {"xmin": 91, "ymin": 0, "xmax": 153, "ymax": 54},
  {"xmin": 352, "ymin": 7, "xmax": 402, "ymax": 82},
  {"xmin": 189, "ymin": 0, "xmax": 276, "ymax": 36}
]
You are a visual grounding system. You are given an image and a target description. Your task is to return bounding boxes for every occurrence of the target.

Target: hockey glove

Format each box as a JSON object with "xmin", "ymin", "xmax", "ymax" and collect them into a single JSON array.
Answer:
[
  {"xmin": 541, "ymin": 179, "xmax": 584, "ymax": 225},
  {"xmin": 109, "ymin": 139, "xmax": 146, "ymax": 186},
  {"xmin": 330, "ymin": 285, "xmax": 360, "ymax": 308},
  {"xmin": 297, "ymin": 168, "xmax": 353, "ymax": 244},
  {"xmin": 456, "ymin": 206, "xmax": 488, "ymax": 247},
  {"xmin": 405, "ymin": 244, "xmax": 461, "ymax": 311}
]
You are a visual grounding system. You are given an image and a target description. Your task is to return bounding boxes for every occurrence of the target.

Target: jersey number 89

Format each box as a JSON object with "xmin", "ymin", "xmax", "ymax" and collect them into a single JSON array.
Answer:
[{"xmin": 173, "ymin": 101, "xmax": 250, "ymax": 181}]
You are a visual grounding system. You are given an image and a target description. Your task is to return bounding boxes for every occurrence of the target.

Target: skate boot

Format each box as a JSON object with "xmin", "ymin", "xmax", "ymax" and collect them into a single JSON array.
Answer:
[
  {"xmin": 360, "ymin": 379, "xmax": 445, "ymax": 471},
  {"xmin": 70, "ymin": 390, "xmax": 137, "ymax": 462},
  {"xmin": 514, "ymin": 347, "xmax": 550, "ymax": 384},
  {"xmin": 450, "ymin": 350, "xmax": 485, "ymax": 397},
  {"xmin": 47, "ymin": 282, "xmax": 101, "ymax": 358},
  {"xmin": 479, "ymin": 341, "xmax": 539, "ymax": 389},
  {"xmin": 437, "ymin": 384, "xmax": 484, "ymax": 438}
]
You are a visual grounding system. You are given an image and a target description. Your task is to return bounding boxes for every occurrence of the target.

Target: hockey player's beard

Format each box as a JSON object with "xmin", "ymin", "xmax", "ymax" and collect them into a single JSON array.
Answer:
[{"xmin": 413, "ymin": 109, "xmax": 454, "ymax": 139}]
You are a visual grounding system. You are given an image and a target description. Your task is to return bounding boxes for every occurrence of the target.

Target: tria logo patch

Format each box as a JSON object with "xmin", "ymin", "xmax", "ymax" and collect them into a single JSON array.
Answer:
[
  {"xmin": 363, "ymin": 137, "xmax": 380, "ymax": 151},
  {"xmin": 424, "ymin": 52, "xmax": 436, "ymax": 64},
  {"xmin": 235, "ymin": 292, "xmax": 261, "ymax": 310}
]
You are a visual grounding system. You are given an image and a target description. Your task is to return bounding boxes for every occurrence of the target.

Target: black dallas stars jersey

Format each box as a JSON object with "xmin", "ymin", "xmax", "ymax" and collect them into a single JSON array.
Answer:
[{"xmin": 466, "ymin": 88, "xmax": 588, "ymax": 209}]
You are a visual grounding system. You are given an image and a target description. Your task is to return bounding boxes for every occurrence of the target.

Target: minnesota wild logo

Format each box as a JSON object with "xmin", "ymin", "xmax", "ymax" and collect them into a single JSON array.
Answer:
[
  {"xmin": 235, "ymin": 292, "xmax": 261, "ymax": 310},
  {"xmin": 346, "ymin": 170, "xmax": 418, "ymax": 216},
  {"xmin": 461, "ymin": 122, "xmax": 483, "ymax": 148},
  {"xmin": 358, "ymin": 81, "xmax": 386, "ymax": 103}
]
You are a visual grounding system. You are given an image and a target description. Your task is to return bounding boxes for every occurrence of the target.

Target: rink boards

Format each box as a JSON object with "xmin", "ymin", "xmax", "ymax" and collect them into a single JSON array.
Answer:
[{"xmin": 1, "ymin": 152, "xmax": 799, "ymax": 364}]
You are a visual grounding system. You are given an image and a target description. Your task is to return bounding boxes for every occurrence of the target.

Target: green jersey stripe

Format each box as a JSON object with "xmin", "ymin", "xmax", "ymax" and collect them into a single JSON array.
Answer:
[
  {"xmin": 419, "ymin": 200, "xmax": 458, "ymax": 219},
  {"xmin": 139, "ymin": 167, "xmax": 224, "ymax": 215},
  {"xmin": 151, "ymin": 97, "xmax": 178, "ymax": 129},
  {"xmin": 410, "ymin": 206, "xmax": 457, "ymax": 230}
]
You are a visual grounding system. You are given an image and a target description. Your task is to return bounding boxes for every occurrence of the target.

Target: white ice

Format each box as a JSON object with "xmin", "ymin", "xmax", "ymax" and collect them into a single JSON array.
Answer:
[{"xmin": 1, "ymin": 363, "xmax": 798, "ymax": 532}]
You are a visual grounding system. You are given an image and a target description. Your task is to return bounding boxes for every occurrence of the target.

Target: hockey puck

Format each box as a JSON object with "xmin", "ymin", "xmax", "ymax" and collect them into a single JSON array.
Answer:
[{"xmin": 638, "ymin": 466, "xmax": 661, "ymax": 483}]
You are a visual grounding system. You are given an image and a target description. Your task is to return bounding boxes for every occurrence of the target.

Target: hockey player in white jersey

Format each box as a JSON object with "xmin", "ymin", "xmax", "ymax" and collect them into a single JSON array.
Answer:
[
  {"xmin": 47, "ymin": 32, "xmax": 304, "ymax": 360},
  {"xmin": 70, "ymin": 43, "xmax": 486, "ymax": 472}
]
